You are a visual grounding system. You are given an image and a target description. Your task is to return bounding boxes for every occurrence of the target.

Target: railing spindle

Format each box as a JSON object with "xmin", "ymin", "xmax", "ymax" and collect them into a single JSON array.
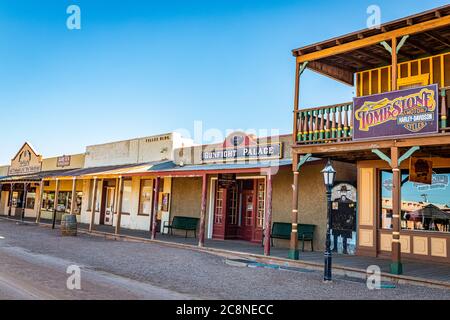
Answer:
[
  {"xmin": 441, "ymin": 89, "xmax": 447, "ymax": 132},
  {"xmin": 337, "ymin": 106, "xmax": 342, "ymax": 141}
]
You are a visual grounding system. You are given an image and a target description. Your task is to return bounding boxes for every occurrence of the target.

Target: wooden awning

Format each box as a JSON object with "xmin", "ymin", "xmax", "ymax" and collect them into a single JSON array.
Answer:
[{"xmin": 292, "ymin": 5, "xmax": 450, "ymax": 85}]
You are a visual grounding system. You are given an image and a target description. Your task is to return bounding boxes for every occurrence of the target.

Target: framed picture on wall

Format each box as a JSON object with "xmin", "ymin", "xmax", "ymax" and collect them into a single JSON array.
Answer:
[{"xmin": 162, "ymin": 193, "xmax": 170, "ymax": 212}]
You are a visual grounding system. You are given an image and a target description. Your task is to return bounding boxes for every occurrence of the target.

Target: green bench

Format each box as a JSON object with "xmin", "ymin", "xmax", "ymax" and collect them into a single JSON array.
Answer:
[
  {"xmin": 163, "ymin": 216, "xmax": 199, "ymax": 238},
  {"xmin": 263, "ymin": 222, "xmax": 316, "ymax": 252}
]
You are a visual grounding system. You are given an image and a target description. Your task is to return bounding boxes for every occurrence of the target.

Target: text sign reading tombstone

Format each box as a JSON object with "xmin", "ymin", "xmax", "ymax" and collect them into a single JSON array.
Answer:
[
  {"xmin": 218, "ymin": 173, "xmax": 236, "ymax": 189},
  {"xmin": 353, "ymin": 84, "xmax": 439, "ymax": 140},
  {"xmin": 202, "ymin": 143, "xmax": 282, "ymax": 162}
]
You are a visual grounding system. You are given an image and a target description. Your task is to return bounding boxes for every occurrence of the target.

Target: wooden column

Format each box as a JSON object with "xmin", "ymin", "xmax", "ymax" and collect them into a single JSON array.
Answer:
[
  {"xmin": 70, "ymin": 178, "xmax": 77, "ymax": 215},
  {"xmin": 115, "ymin": 176, "xmax": 124, "ymax": 235},
  {"xmin": 36, "ymin": 180, "xmax": 45, "ymax": 224},
  {"xmin": 8, "ymin": 183, "xmax": 14, "ymax": 216},
  {"xmin": 52, "ymin": 179, "xmax": 60, "ymax": 229},
  {"xmin": 198, "ymin": 174, "xmax": 208, "ymax": 247},
  {"xmin": 21, "ymin": 182, "xmax": 28, "ymax": 222},
  {"xmin": 263, "ymin": 172, "xmax": 273, "ymax": 256},
  {"xmin": 441, "ymin": 89, "xmax": 447, "ymax": 132},
  {"xmin": 89, "ymin": 178, "xmax": 98, "ymax": 232},
  {"xmin": 151, "ymin": 177, "xmax": 160, "ymax": 240},
  {"xmin": 288, "ymin": 170, "xmax": 300, "ymax": 260},
  {"xmin": 293, "ymin": 62, "xmax": 300, "ymax": 143},
  {"xmin": 390, "ymin": 147, "xmax": 402, "ymax": 274},
  {"xmin": 391, "ymin": 37, "xmax": 398, "ymax": 90}
]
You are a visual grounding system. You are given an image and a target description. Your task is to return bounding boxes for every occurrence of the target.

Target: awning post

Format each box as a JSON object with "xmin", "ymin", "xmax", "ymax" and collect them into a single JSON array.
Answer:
[
  {"xmin": 89, "ymin": 178, "xmax": 98, "ymax": 232},
  {"xmin": 36, "ymin": 180, "xmax": 44, "ymax": 224},
  {"xmin": 263, "ymin": 171, "xmax": 273, "ymax": 256},
  {"xmin": 70, "ymin": 178, "xmax": 77, "ymax": 215},
  {"xmin": 198, "ymin": 174, "xmax": 208, "ymax": 248},
  {"xmin": 151, "ymin": 177, "xmax": 160, "ymax": 240},
  {"xmin": 52, "ymin": 179, "xmax": 60, "ymax": 229},
  {"xmin": 115, "ymin": 176, "xmax": 124, "ymax": 235}
]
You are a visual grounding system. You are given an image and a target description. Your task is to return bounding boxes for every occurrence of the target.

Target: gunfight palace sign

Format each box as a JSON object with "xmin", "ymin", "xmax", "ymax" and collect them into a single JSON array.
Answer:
[
  {"xmin": 202, "ymin": 143, "xmax": 282, "ymax": 162},
  {"xmin": 353, "ymin": 84, "xmax": 439, "ymax": 140}
]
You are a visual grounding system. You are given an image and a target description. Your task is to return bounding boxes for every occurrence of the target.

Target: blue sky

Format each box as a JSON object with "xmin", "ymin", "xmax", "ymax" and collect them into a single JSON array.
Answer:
[{"xmin": 0, "ymin": 0, "xmax": 448, "ymax": 165}]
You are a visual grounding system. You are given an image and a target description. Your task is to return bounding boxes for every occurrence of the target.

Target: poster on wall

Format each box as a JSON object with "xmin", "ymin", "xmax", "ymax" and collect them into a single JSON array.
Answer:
[
  {"xmin": 331, "ymin": 183, "xmax": 357, "ymax": 255},
  {"xmin": 353, "ymin": 84, "xmax": 439, "ymax": 140},
  {"xmin": 218, "ymin": 173, "xmax": 236, "ymax": 189},
  {"xmin": 409, "ymin": 157, "xmax": 433, "ymax": 185}
]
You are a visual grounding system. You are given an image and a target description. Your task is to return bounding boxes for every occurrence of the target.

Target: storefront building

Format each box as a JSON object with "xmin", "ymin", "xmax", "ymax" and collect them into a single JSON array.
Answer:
[{"xmin": 290, "ymin": 5, "xmax": 450, "ymax": 272}]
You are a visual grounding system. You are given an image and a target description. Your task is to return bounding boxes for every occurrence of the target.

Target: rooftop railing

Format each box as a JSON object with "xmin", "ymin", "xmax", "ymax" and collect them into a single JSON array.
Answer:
[{"xmin": 294, "ymin": 87, "xmax": 450, "ymax": 145}]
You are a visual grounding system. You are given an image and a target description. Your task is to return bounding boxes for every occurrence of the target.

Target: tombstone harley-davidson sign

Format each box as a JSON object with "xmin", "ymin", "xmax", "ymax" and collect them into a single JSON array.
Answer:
[{"xmin": 353, "ymin": 84, "xmax": 439, "ymax": 140}]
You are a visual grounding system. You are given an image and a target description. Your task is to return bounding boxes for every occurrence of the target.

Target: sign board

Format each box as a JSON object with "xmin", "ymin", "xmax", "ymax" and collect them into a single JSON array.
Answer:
[
  {"xmin": 8, "ymin": 143, "xmax": 42, "ymax": 176},
  {"xmin": 218, "ymin": 173, "xmax": 236, "ymax": 189},
  {"xmin": 202, "ymin": 143, "xmax": 282, "ymax": 162},
  {"xmin": 353, "ymin": 84, "xmax": 439, "ymax": 140},
  {"xmin": 57, "ymin": 155, "xmax": 71, "ymax": 168},
  {"xmin": 409, "ymin": 157, "xmax": 433, "ymax": 185}
]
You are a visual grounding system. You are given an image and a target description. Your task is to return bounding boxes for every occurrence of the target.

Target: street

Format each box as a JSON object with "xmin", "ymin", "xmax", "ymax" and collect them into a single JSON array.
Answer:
[{"xmin": 0, "ymin": 218, "xmax": 449, "ymax": 300}]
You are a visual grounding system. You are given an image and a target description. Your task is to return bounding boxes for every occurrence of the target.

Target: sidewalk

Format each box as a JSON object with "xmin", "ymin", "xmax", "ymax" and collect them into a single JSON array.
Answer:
[{"xmin": 3, "ymin": 215, "xmax": 450, "ymax": 288}]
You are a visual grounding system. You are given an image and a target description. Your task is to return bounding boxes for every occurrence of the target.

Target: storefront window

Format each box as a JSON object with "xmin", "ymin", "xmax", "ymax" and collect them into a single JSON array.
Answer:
[
  {"xmin": 139, "ymin": 179, "xmax": 153, "ymax": 215},
  {"xmin": 256, "ymin": 180, "xmax": 265, "ymax": 228},
  {"xmin": 42, "ymin": 192, "xmax": 55, "ymax": 211},
  {"xmin": 87, "ymin": 181, "xmax": 101, "ymax": 212},
  {"xmin": 121, "ymin": 179, "xmax": 132, "ymax": 214},
  {"xmin": 26, "ymin": 188, "xmax": 36, "ymax": 209},
  {"xmin": 380, "ymin": 169, "xmax": 450, "ymax": 233}
]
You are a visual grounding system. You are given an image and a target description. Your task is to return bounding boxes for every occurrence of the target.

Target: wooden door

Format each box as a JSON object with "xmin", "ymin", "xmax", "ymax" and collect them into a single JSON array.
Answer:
[
  {"xmin": 104, "ymin": 187, "xmax": 115, "ymax": 226},
  {"xmin": 212, "ymin": 185, "xmax": 227, "ymax": 240},
  {"xmin": 253, "ymin": 179, "xmax": 266, "ymax": 242},
  {"xmin": 240, "ymin": 189, "xmax": 255, "ymax": 241}
]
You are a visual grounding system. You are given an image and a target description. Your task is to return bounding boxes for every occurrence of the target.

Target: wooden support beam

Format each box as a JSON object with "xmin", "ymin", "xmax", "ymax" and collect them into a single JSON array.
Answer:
[
  {"xmin": 21, "ymin": 182, "xmax": 28, "ymax": 222},
  {"xmin": 89, "ymin": 178, "xmax": 98, "ymax": 232},
  {"xmin": 398, "ymin": 146, "xmax": 420, "ymax": 165},
  {"xmin": 390, "ymin": 147, "xmax": 402, "ymax": 275},
  {"xmin": 115, "ymin": 176, "xmax": 124, "ymax": 235},
  {"xmin": 198, "ymin": 174, "xmax": 208, "ymax": 247},
  {"xmin": 8, "ymin": 183, "xmax": 13, "ymax": 216},
  {"xmin": 307, "ymin": 61, "xmax": 354, "ymax": 86},
  {"xmin": 36, "ymin": 180, "xmax": 44, "ymax": 224},
  {"xmin": 407, "ymin": 38, "xmax": 434, "ymax": 55},
  {"xmin": 70, "ymin": 178, "xmax": 77, "ymax": 215},
  {"xmin": 293, "ymin": 62, "xmax": 301, "ymax": 144},
  {"xmin": 355, "ymin": 48, "xmax": 391, "ymax": 64},
  {"xmin": 392, "ymin": 37, "xmax": 398, "ymax": 90},
  {"xmin": 296, "ymin": 15, "xmax": 450, "ymax": 63},
  {"xmin": 52, "ymin": 179, "xmax": 60, "ymax": 229},
  {"xmin": 288, "ymin": 170, "xmax": 300, "ymax": 260},
  {"xmin": 263, "ymin": 172, "xmax": 273, "ymax": 256},
  {"xmin": 151, "ymin": 177, "xmax": 160, "ymax": 240},
  {"xmin": 424, "ymin": 31, "xmax": 450, "ymax": 47}
]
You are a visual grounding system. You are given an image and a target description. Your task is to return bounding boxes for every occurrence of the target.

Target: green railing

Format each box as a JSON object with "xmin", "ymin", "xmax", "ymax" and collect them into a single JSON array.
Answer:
[{"xmin": 295, "ymin": 87, "xmax": 450, "ymax": 145}]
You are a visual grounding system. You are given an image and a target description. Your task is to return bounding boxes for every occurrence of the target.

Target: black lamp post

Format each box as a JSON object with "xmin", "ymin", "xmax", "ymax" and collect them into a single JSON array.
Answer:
[{"xmin": 321, "ymin": 159, "xmax": 336, "ymax": 283}]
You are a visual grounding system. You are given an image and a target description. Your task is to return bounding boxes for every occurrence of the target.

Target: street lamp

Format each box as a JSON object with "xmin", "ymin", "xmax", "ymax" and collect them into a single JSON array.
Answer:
[{"xmin": 321, "ymin": 159, "xmax": 336, "ymax": 282}]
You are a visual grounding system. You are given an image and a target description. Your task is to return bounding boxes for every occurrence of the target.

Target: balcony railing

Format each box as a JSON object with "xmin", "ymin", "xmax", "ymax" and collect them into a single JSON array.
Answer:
[{"xmin": 294, "ymin": 87, "xmax": 450, "ymax": 145}]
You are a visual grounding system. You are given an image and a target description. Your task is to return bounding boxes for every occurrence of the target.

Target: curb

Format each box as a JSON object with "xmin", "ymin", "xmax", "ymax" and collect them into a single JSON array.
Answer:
[{"xmin": 2, "ymin": 216, "xmax": 450, "ymax": 290}]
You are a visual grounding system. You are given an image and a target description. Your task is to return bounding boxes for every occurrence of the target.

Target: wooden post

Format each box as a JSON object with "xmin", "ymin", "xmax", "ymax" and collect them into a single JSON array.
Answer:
[
  {"xmin": 21, "ymin": 182, "xmax": 28, "ymax": 222},
  {"xmin": 36, "ymin": 180, "xmax": 44, "ymax": 224},
  {"xmin": 289, "ymin": 169, "xmax": 300, "ymax": 260},
  {"xmin": 70, "ymin": 178, "xmax": 77, "ymax": 215},
  {"xmin": 441, "ymin": 89, "xmax": 447, "ymax": 132},
  {"xmin": 89, "ymin": 178, "xmax": 98, "ymax": 232},
  {"xmin": 263, "ymin": 172, "xmax": 273, "ymax": 256},
  {"xmin": 293, "ymin": 62, "xmax": 300, "ymax": 143},
  {"xmin": 392, "ymin": 37, "xmax": 398, "ymax": 91},
  {"xmin": 115, "ymin": 176, "xmax": 124, "ymax": 235},
  {"xmin": 8, "ymin": 183, "xmax": 13, "ymax": 216},
  {"xmin": 390, "ymin": 147, "xmax": 402, "ymax": 275},
  {"xmin": 151, "ymin": 177, "xmax": 160, "ymax": 240},
  {"xmin": 198, "ymin": 174, "xmax": 208, "ymax": 247},
  {"xmin": 52, "ymin": 179, "xmax": 60, "ymax": 229}
]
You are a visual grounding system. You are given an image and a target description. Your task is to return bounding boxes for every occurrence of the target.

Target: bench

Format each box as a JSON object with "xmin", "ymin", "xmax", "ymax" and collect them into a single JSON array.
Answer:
[
  {"xmin": 163, "ymin": 216, "xmax": 199, "ymax": 238},
  {"xmin": 263, "ymin": 222, "xmax": 316, "ymax": 252}
]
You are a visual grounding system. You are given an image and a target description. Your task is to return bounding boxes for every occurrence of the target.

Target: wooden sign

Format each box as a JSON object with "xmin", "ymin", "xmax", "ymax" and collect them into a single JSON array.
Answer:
[
  {"xmin": 9, "ymin": 142, "xmax": 42, "ymax": 176},
  {"xmin": 409, "ymin": 157, "xmax": 433, "ymax": 185},
  {"xmin": 218, "ymin": 173, "xmax": 236, "ymax": 189},
  {"xmin": 57, "ymin": 155, "xmax": 71, "ymax": 168}
]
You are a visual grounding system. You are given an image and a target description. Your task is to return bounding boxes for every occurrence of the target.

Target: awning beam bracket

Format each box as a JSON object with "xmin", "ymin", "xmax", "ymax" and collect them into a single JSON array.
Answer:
[
  {"xmin": 297, "ymin": 153, "xmax": 312, "ymax": 171},
  {"xmin": 299, "ymin": 61, "xmax": 309, "ymax": 77}
]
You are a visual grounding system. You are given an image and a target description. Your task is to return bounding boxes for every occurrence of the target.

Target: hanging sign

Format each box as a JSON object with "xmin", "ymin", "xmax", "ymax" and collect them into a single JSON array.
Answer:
[
  {"xmin": 202, "ymin": 143, "xmax": 282, "ymax": 162},
  {"xmin": 409, "ymin": 157, "xmax": 433, "ymax": 185},
  {"xmin": 353, "ymin": 84, "xmax": 439, "ymax": 140},
  {"xmin": 218, "ymin": 173, "xmax": 236, "ymax": 189}
]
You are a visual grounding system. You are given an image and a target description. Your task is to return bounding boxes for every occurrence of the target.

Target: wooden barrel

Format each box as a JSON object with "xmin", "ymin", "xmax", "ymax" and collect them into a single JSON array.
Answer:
[{"xmin": 61, "ymin": 214, "xmax": 78, "ymax": 236}]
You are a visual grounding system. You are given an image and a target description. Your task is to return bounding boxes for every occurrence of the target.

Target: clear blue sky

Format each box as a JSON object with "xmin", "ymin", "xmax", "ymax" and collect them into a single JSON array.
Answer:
[{"xmin": 0, "ymin": 0, "xmax": 447, "ymax": 165}]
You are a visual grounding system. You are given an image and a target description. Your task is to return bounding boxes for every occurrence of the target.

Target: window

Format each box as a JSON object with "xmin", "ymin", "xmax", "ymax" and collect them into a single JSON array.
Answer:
[
  {"xmin": 214, "ymin": 188, "xmax": 224, "ymax": 224},
  {"xmin": 139, "ymin": 179, "xmax": 153, "ymax": 215},
  {"xmin": 26, "ymin": 188, "xmax": 36, "ymax": 209},
  {"xmin": 227, "ymin": 187, "xmax": 238, "ymax": 225},
  {"xmin": 256, "ymin": 180, "xmax": 265, "ymax": 228},
  {"xmin": 380, "ymin": 169, "xmax": 450, "ymax": 233},
  {"xmin": 42, "ymin": 192, "xmax": 55, "ymax": 211},
  {"xmin": 121, "ymin": 179, "xmax": 132, "ymax": 214},
  {"xmin": 87, "ymin": 180, "xmax": 101, "ymax": 212}
]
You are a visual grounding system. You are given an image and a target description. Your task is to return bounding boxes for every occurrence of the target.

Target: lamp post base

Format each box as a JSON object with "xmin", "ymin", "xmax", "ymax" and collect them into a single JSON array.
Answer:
[
  {"xmin": 390, "ymin": 262, "xmax": 403, "ymax": 275},
  {"xmin": 288, "ymin": 249, "xmax": 299, "ymax": 260}
]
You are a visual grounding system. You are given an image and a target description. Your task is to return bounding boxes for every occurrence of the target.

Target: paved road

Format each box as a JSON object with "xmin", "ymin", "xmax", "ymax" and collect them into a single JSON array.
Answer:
[{"xmin": 0, "ymin": 218, "xmax": 449, "ymax": 300}]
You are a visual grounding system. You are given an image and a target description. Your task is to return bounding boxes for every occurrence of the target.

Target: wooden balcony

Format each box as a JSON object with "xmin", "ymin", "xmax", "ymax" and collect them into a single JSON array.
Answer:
[{"xmin": 294, "ymin": 87, "xmax": 450, "ymax": 146}]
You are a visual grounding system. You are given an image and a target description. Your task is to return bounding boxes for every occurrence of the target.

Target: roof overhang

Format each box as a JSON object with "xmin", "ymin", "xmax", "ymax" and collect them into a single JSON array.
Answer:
[{"xmin": 293, "ymin": 5, "xmax": 450, "ymax": 85}]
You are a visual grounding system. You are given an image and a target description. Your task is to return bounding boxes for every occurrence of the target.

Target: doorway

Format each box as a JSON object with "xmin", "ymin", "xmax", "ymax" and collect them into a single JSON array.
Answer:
[
  {"xmin": 100, "ymin": 180, "xmax": 116, "ymax": 226},
  {"xmin": 212, "ymin": 178, "xmax": 265, "ymax": 243}
]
